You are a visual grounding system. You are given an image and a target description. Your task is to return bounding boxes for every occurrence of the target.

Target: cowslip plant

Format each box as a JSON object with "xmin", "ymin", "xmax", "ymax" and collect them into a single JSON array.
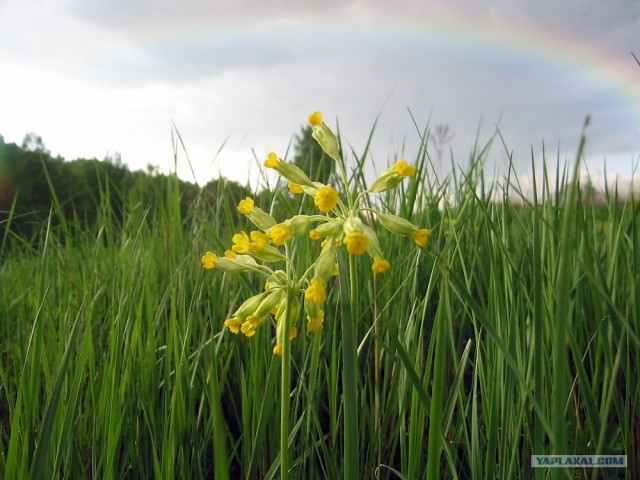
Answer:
[{"xmin": 201, "ymin": 111, "xmax": 431, "ymax": 479}]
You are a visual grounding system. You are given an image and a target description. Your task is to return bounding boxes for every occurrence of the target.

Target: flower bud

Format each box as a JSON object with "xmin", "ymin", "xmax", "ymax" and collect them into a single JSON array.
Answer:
[
  {"xmin": 314, "ymin": 238, "xmax": 337, "ymax": 283},
  {"xmin": 343, "ymin": 216, "xmax": 363, "ymax": 234},
  {"xmin": 234, "ymin": 292, "xmax": 268, "ymax": 319},
  {"xmin": 309, "ymin": 114, "xmax": 340, "ymax": 162},
  {"xmin": 361, "ymin": 223, "xmax": 383, "ymax": 258},
  {"xmin": 246, "ymin": 206, "xmax": 277, "ymax": 230},
  {"xmin": 264, "ymin": 152, "xmax": 315, "ymax": 187},
  {"xmin": 304, "ymin": 297, "xmax": 319, "ymax": 321},
  {"xmin": 368, "ymin": 160, "xmax": 416, "ymax": 193},
  {"xmin": 214, "ymin": 254, "xmax": 260, "ymax": 273},
  {"xmin": 254, "ymin": 289, "xmax": 285, "ymax": 318},
  {"xmin": 268, "ymin": 270, "xmax": 289, "ymax": 289},
  {"xmin": 251, "ymin": 245, "xmax": 285, "ymax": 262},
  {"xmin": 275, "ymin": 296, "xmax": 300, "ymax": 347},
  {"xmin": 288, "ymin": 215, "xmax": 313, "ymax": 237},
  {"xmin": 309, "ymin": 219, "xmax": 343, "ymax": 240},
  {"xmin": 375, "ymin": 212, "xmax": 419, "ymax": 236}
]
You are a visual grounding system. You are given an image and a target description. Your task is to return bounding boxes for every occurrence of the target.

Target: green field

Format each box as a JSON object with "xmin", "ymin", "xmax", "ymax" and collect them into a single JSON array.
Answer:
[{"xmin": 1, "ymin": 117, "xmax": 638, "ymax": 479}]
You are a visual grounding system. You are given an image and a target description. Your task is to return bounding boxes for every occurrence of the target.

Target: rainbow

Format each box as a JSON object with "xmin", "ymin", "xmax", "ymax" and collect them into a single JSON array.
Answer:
[{"xmin": 118, "ymin": 2, "xmax": 640, "ymax": 112}]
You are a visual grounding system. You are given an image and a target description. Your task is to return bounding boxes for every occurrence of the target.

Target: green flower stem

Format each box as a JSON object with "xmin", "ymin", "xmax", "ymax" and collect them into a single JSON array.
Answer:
[
  {"xmin": 426, "ymin": 256, "xmax": 448, "ymax": 480},
  {"xmin": 280, "ymin": 287, "xmax": 295, "ymax": 480},
  {"xmin": 340, "ymin": 253, "xmax": 359, "ymax": 479}
]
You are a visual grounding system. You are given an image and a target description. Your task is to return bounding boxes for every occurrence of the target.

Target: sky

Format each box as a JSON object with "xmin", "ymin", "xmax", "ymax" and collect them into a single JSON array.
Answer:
[{"xmin": 0, "ymin": 0, "xmax": 639, "ymax": 192}]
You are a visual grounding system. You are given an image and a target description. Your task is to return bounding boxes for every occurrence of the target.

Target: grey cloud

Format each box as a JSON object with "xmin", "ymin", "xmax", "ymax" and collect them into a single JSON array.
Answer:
[
  {"xmin": 73, "ymin": 25, "xmax": 299, "ymax": 85},
  {"xmin": 66, "ymin": 0, "xmax": 350, "ymax": 30},
  {"xmin": 1, "ymin": 0, "xmax": 637, "ymax": 185}
]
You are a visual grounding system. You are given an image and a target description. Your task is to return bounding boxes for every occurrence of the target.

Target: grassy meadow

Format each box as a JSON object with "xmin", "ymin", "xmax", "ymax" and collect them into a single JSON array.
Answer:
[{"xmin": 0, "ymin": 121, "xmax": 638, "ymax": 479}]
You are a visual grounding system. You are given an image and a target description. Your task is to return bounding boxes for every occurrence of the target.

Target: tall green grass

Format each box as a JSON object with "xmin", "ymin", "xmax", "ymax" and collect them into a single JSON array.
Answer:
[{"xmin": 0, "ymin": 124, "xmax": 638, "ymax": 479}]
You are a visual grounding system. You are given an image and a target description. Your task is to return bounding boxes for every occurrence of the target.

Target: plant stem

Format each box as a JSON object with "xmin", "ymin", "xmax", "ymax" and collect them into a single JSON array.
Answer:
[
  {"xmin": 426, "ymin": 245, "xmax": 448, "ymax": 480},
  {"xmin": 280, "ymin": 287, "xmax": 294, "ymax": 480},
  {"xmin": 341, "ymin": 253, "xmax": 359, "ymax": 479}
]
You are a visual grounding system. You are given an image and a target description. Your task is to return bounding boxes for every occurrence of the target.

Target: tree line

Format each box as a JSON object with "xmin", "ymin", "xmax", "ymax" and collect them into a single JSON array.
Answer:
[{"xmin": 0, "ymin": 126, "xmax": 332, "ymax": 249}]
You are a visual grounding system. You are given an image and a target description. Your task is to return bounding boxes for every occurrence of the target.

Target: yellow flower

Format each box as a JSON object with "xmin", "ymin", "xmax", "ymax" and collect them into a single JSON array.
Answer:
[
  {"xmin": 393, "ymin": 160, "xmax": 416, "ymax": 177},
  {"xmin": 241, "ymin": 323, "xmax": 256, "ymax": 337},
  {"xmin": 270, "ymin": 224, "xmax": 293, "ymax": 246},
  {"xmin": 264, "ymin": 152, "xmax": 280, "ymax": 168},
  {"xmin": 224, "ymin": 250, "xmax": 237, "ymax": 259},
  {"xmin": 241, "ymin": 315, "xmax": 260, "ymax": 337},
  {"xmin": 237, "ymin": 196, "xmax": 254, "ymax": 214},
  {"xmin": 288, "ymin": 182, "xmax": 303, "ymax": 194},
  {"xmin": 304, "ymin": 278, "xmax": 327, "ymax": 303},
  {"xmin": 372, "ymin": 257, "xmax": 391, "ymax": 274},
  {"xmin": 224, "ymin": 317, "xmax": 242, "ymax": 334},
  {"xmin": 307, "ymin": 310, "xmax": 324, "ymax": 332},
  {"xmin": 308, "ymin": 111, "xmax": 323, "ymax": 126},
  {"xmin": 314, "ymin": 186, "xmax": 339, "ymax": 212},
  {"xmin": 344, "ymin": 231, "xmax": 368, "ymax": 255},
  {"xmin": 309, "ymin": 229, "xmax": 322, "ymax": 240},
  {"xmin": 412, "ymin": 228, "xmax": 431, "ymax": 248},
  {"xmin": 273, "ymin": 326, "xmax": 298, "ymax": 356},
  {"xmin": 250, "ymin": 230, "xmax": 269, "ymax": 251},
  {"xmin": 232, "ymin": 231, "xmax": 251, "ymax": 253},
  {"xmin": 201, "ymin": 251, "xmax": 217, "ymax": 269},
  {"xmin": 289, "ymin": 326, "xmax": 298, "ymax": 339}
]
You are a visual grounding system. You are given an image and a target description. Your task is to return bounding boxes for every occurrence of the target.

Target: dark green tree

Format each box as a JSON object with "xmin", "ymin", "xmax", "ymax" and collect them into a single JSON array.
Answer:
[{"xmin": 21, "ymin": 132, "xmax": 49, "ymax": 155}]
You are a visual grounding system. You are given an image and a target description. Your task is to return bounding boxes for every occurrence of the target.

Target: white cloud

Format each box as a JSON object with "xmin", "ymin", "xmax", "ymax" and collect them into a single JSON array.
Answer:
[{"xmin": 0, "ymin": 0, "xmax": 638, "ymax": 188}]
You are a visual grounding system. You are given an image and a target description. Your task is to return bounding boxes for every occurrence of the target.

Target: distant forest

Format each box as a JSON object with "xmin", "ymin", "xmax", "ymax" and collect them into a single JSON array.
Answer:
[{"xmin": 0, "ymin": 127, "xmax": 331, "ymax": 248}]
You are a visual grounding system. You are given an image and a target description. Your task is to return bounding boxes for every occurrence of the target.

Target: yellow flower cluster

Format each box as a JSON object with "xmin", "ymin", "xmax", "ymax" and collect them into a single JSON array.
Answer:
[{"xmin": 202, "ymin": 111, "xmax": 432, "ymax": 354}]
